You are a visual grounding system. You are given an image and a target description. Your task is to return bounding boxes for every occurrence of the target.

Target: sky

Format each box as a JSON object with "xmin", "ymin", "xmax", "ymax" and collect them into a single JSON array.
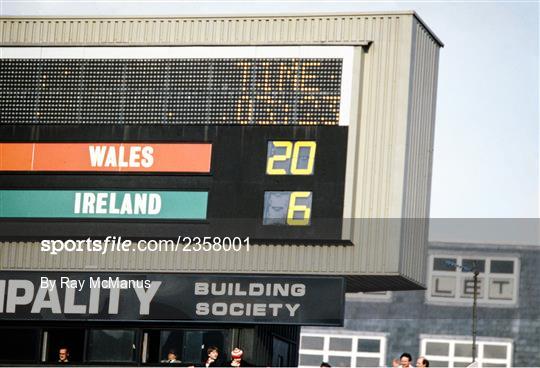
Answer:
[{"xmin": 1, "ymin": 0, "xmax": 539, "ymax": 242}]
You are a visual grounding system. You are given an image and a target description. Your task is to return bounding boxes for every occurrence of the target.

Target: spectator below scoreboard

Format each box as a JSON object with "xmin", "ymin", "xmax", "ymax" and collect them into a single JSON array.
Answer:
[
  {"xmin": 57, "ymin": 347, "xmax": 69, "ymax": 363},
  {"xmin": 230, "ymin": 347, "xmax": 244, "ymax": 367},
  {"xmin": 416, "ymin": 356, "xmax": 430, "ymax": 367},
  {"xmin": 161, "ymin": 349, "xmax": 180, "ymax": 364},
  {"xmin": 203, "ymin": 346, "xmax": 221, "ymax": 367},
  {"xmin": 399, "ymin": 353, "xmax": 413, "ymax": 368}
]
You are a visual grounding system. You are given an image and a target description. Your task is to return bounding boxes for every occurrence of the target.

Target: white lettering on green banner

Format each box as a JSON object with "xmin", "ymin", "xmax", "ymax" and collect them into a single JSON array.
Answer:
[{"xmin": 0, "ymin": 190, "xmax": 207, "ymax": 219}]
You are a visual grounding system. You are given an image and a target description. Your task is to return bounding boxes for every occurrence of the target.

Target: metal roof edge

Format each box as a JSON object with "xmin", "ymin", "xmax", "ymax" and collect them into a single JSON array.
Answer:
[
  {"xmin": 411, "ymin": 11, "xmax": 444, "ymax": 48},
  {"xmin": 0, "ymin": 11, "xmax": 443, "ymax": 47},
  {"xmin": 0, "ymin": 11, "xmax": 419, "ymax": 20}
]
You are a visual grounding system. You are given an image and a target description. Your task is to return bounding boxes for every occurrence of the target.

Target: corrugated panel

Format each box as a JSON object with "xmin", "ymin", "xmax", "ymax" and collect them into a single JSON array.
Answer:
[
  {"xmin": 399, "ymin": 18, "xmax": 441, "ymax": 285},
  {"xmin": 0, "ymin": 13, "xmax": 443, "ymax": 46},
  {"xmin": 0, "ymin": 13, "xmax": 441, "ymax": 289},
  {"xmin": 0, "ymin": 241, "xmax": 357, "ymax": 273},
  {"xmin": 348, "ymin": 15, "xmax": 412, "ymax": 279},
  {"xmin": 0, "ymin": 239, "xmax": 405, "ymax": 278}
]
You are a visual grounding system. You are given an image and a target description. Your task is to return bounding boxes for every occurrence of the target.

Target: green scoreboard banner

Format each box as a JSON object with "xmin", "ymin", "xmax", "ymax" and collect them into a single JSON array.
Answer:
[{"xmin": 0, "ymin": 190, "xmax": 208, "ymax": 219}]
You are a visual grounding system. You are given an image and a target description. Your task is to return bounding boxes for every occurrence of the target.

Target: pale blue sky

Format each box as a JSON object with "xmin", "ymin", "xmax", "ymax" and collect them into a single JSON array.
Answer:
[{"xmin": 1, "ymin": 1, "xmax": 539, "ymax": 222}]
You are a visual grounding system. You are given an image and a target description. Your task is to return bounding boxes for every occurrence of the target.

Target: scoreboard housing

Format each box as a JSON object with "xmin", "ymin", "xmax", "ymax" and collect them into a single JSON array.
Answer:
[{"xmin": 0, "ymin": 13, "xmax": 442, "ymax": 293}]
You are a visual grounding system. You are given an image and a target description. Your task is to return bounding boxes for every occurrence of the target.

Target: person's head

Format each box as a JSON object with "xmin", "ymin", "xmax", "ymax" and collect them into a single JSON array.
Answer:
[
  {"xmin": 58, "ymin": 347, "xmax": 69, "ymax": 362},
  {"xmin": 207, "ymin": 346, "xmax": 219, "ymax": 360},
  {"xmin": 231, "ymin": 347, "xmax": 243, "ymax": 360},
  {"xmin": 320, "ymin": 362, "xmax": 331, "ymax": 368},
  {"xmin": 416, "ymin": 357, "xmax": 429, "ymax": 367},
  {"xmin": 392, "ymin": 358, "xmax": 400, "ymax": 367},
  {"xmin": 400, "ymin": 353, "xmax": 413, "ymax": 367},
  {"xmin": 167, "ymin": 350, "xmax": 177, "ymax": 361}
]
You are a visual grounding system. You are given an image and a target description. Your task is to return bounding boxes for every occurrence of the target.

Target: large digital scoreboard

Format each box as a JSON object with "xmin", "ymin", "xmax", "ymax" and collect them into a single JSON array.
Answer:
[{"xmin": 0, "ymin": 46, "xmax": 356, "ymax": 243}]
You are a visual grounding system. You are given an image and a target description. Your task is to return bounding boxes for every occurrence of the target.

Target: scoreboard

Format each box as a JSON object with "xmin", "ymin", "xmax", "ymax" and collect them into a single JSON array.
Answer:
[{"xmin": 0, "ymin": 46, "xmax": 356, "ymax": 243}]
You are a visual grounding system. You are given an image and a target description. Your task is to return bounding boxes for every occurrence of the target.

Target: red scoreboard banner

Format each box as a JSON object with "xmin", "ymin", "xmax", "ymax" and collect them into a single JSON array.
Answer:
[{"xmin": 0, "ymin": 143, "xmax": 212, "ymax": 173}]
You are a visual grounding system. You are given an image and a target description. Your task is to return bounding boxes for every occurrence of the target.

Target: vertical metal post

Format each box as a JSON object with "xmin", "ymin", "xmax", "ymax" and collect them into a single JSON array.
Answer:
[
  {"xmin": 141, "ymin": 332, "xmax": 148, "ymax": 364},
  {"xmin": 41, "ymin": 331, "xmax": 48, "ymax": 362},
  {"xmin": 472, "ymin": 268, "xmax": 479, "ymax": 363},
  {"xmin": 445, "ymin": 259, "xmax": 480, "ymax": 364}
]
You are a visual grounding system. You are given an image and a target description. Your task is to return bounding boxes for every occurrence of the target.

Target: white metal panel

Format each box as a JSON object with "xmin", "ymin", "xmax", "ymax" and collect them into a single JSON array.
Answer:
[
  {"xmin": 0, "ymin": 13, "xmax": 444, "ymax": 46},
  {"xmin": 399, "ymin": 18, "xmax": 441, "ymax": 284}
]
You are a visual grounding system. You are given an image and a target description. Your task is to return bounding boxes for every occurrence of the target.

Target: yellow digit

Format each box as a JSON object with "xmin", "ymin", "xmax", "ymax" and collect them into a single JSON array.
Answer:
[
  {"xmin": 287, "ymin": 191, "xmax": 311, "ymax": 226},
  {"xmin": 267, "ymin": 141, "xmax": 292, "ymax": 175},
  {"xmin": 291, "ymin": 141, "xmax": 316, "ymax": 175}
]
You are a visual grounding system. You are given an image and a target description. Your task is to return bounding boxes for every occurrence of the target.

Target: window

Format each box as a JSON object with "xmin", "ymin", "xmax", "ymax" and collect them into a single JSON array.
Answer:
[
  {"xmin": 0, "ymin": 328, "xmax": 40, "ymax": 363},
  {"xmin": 299, "ymin": 332, "xmax": 386, "ymax": 367},
  {"xmin": 427, "ymin": 255, "xmax": 519, "ymax": 306},
  {"xmin": 302, "ymin": 336, "xmax": 325, "ymax": 350},
  {"xmin": 143, "ymin": 329, "xmax": 228, "ymax": 365},
  {"xmin": 87, "ymin": 329, "xmax": 137, "ymax": 363},
  {"xmin": 346, "ymin": 291, "xmax": 392, "ymax": 302},
  {"xmin": 44, "ymin": 328, "xmax": 85, "ymax": 363},
  {"xmin": 272, "ymin": 337, "xmax": 292, "ymax": 367},
  {"xmin": 420, "ymin": 337, "xmax": 512, "ymax": 367}
]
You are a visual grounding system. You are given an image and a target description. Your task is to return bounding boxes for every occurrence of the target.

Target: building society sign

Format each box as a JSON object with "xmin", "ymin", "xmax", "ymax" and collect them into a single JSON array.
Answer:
[{"xmin": 0, "ymin": 272, "xmax": 345, "ymax": 326}]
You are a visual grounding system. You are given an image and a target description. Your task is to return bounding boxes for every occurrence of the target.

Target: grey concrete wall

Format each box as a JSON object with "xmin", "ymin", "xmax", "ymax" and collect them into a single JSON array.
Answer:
[{"xmin": 305, "ymin": 243, "xmax": 540, "ymax": 366}]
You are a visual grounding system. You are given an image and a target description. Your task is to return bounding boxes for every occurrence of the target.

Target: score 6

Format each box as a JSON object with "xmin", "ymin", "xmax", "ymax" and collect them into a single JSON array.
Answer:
[
  {"xmin": 263, "ymin": 191, "xmax": 312, "ymax": 226},
  {"xmin": 287, "ymin": 191, "xmax": 312, "ymax": 226},
  {"xmin": 266, "ymin": 141, "xmax": 317, "ymax": 175}
]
